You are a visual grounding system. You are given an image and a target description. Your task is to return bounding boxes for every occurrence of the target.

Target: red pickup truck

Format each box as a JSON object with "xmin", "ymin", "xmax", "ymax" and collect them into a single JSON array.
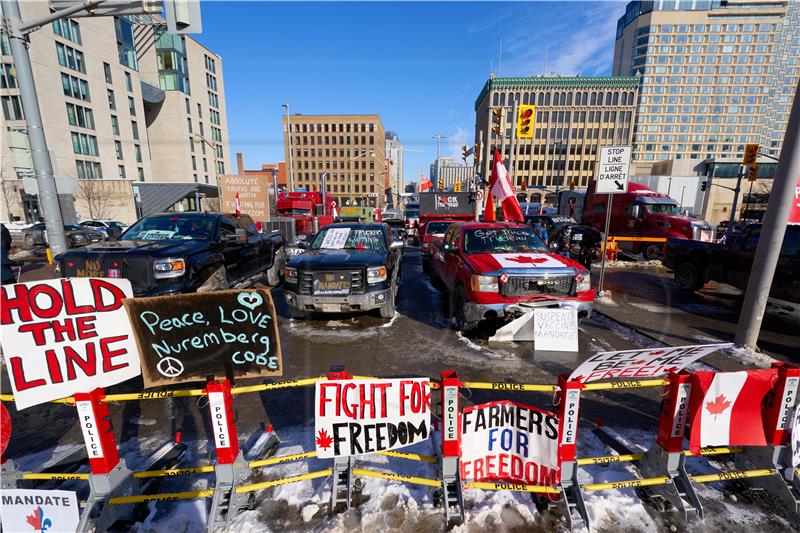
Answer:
[{"xmin": 429, "ymin": 221, "xmax": 595, "ymax": 331}]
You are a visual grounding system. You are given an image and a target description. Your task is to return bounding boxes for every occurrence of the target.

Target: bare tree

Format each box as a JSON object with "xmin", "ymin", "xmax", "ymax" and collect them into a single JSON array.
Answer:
[{"xmin": 76, "ymin": 179, "xmax": 111, "ymax": 220}]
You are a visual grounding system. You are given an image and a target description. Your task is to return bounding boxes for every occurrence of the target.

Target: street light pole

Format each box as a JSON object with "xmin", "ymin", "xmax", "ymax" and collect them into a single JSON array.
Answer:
[
  {"xmin": 282, "ymin": 103, "xmax": 295, "ymax": 192},
  {"xmin": 433, "ymin": 134, "xmax": 445, "ymax": 190},
  {"xmin": 2, "ymin": 0, "xmax": 68, "ymax": 256}
]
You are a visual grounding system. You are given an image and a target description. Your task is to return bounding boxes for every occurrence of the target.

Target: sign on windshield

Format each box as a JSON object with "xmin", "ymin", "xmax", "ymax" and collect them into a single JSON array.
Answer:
[
  {"xmin": 313, "ymin": 228, "xmax": 386, "ymax": 251},
  {"xmin": 464, "ymin": 228, "xmax": 547, "ymax": 254}
]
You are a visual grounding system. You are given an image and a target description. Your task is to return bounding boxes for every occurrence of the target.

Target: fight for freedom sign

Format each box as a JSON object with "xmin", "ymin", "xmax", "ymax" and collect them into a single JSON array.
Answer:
[
  {"xmin": 0, "ymin": 489, "xmax": 80, "ymax": 533},
  {"xmin": 315, "ymin": 378, "xmax": 431, "ymax": 458},
  {"xmin": 568, "ymin": 343, "xmax": 732, "ymax": 383},
  {"xmin": 460, "ymin": 400, "xmax": 559, "ymax": 486},
  {"xmin": 0, "ymin": 279, "xmax": 140, "ymax": 410}
]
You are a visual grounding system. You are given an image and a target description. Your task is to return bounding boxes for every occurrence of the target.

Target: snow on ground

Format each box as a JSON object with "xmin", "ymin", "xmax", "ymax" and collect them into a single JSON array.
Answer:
[
  {"xmin": 722, "ymin": 345, "xmax": 776, "ymax": 368},
  {"xmin": 591, "ymin": 259, "xmax": 663, "ymax": 270}
]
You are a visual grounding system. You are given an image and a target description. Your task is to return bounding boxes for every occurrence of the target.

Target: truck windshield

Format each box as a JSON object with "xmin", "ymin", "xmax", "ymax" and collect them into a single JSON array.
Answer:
[
  {"xmin": 644, "ymin": 202, "xmax": 679, "ymax": 215},
  {"xmin": 281, "ymin": 208, "xmax": 312, "ymax": 216},
  {"xmin": 311, "ymin": 227, "xmax": 386, "ymax": 252},
  {"xmin": 405, "ymin": 209, "xmax": 419, "ymax": 219},
  {"xmin": 426, "ymin": 222, "xmax": 450, "ymax": 235},
  {"xmin": 464, "ymin": 228, "xmax": 547, "ymax": 254},
  {"xmin": 121, "ymin": 215, "xmax": 214, "ymax": 241}
]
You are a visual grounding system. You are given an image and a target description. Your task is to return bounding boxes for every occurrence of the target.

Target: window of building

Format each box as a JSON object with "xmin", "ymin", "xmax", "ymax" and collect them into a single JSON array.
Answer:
[
  {"xmin": 115, "ymin": 16, "xmax": 138, "ymax": 69},
  {"xmin": 191, "ymin": 155, "xmax": 197, "ymax": 170},
  {"xmin": 128, "ymin": 96, "xmax": 136, "ymax": 115},
  {"xmin": 155, "ymin": 30, "xmax": 190, "ymax": 94},
  {"xmin": 131, "ymin": 120, "xmax": 139, "ymax": 140},
  {"xmin": 53, "ymin": 18, "xmax": 82, "ymax": 43},
  {"xmin": 118, "ymin": 165, "xmax": 126, "ymax": 179},
  {"xmin": 115, "ymin": 140, "xmax": 123, "ymax": 160},
  {"xmin": 111, "ymin": 115, "xmax": 119, "ymax": 135},
  {"xmin": 0, "ymin": 63, "xmax": 16, "ymax": 89},
  {"xmin": 76, "ymin": 160, "xmax": 102, "ymax": 179},
  {"xmin": 187, "ymin": 118, "xmax": 193, "ymax": 133},
  {"xmin": 125, "ymin": 71, "xmax": 133, "ymax": 91},
  {"xmin": 208, "ymin": 92, "xmax": 219, "ymax": 108},
  {"xmin": 137, "ymin": 167, "xmax": 144, "ymax": 181},
  {"xmin": 61, "ymin": 73, "xmax": 90, "ymax": 101},
  {"xmin": 134, "ymin": 144, "xmax": 142, "ymax": 163},
  {"xmin": 71, "ymin": 132, "xmax": 98, "ymax": 156},
  {"xmin": 107, "ymin": 89, "xmax": 116, "ymax": 110},
  {"xmin": 1, "ymin": 95, "xmax": 23, "ymax": 120},
  {"xmin": 197, "ymin": 103, "xmax": 202, "ymax": 118},
  {"xmin": 66, "ymin": 103, "xmax": 94, "ymax": 129},
  {"xmin": 55, "ymin": 42, "xmax": 85, "ymax": 73}
]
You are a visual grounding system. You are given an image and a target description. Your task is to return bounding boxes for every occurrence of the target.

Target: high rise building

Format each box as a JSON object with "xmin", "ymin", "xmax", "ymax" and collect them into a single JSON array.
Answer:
[
  {"xmin": 282, "ymin": 114, "xmax": 387, "ymax": 208},
  {"xmin": 614, "ymin": 0, "xmax": 800, "ymax": 172},
  {"xmin": 430, "ymin": 157, "xmax": 473, "ymax": 191},
  {"xmin": 474, "ymin": 76, "xmax": 638, "ymax": 203},
  {"xmin": 385, "ymin": 131, "xmax": 403, "ymax": 204},
  {"xmin": 1, "ymin": 5, "xmax": 230, "ymax": 223}
]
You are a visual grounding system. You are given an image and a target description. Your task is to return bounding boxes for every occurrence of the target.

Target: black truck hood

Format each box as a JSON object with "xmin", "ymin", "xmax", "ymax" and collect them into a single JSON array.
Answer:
[
  {"xmin": 58, "ymin": 239, "xmax": 208, "ymax": 259},
  {"xmin": 289, "ymin": 248, "xmax": 387, "ymax": 269}
]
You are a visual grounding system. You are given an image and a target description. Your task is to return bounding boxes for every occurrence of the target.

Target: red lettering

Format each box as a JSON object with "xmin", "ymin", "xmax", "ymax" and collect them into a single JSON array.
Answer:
[
  {"xmin": 375, "ymin": 382, "xmax": 390, "ymax": 417},
  {"xmin": 0, "ymin": 284, "xmax": 32, "ymax": 324},
  {"xmin": 45, "ymin": 349, "xmax": 64, "ymax": 384},
  {"xmin": 17, "ymin": 322, "xmax": 51, "ymax": 346},
  {"xmin": 511, "ymin": 455, "xmax": 523, "ymax": 479},
  {"xmin": 51, "ymin": 318, "xmax": 77, "ymax": 343},
  {"xmin": 60, "ymin": 279, "xmax": 94, "ymax": 315},
  {"xmin": 525, "ymin": 461, "xmax": 538, "ymax": 485},
  {"xmin": 90, "ymin": 279, "xmax": 126, "ymax": 312},
  {"xmin": 474, "ymin": 458, "xmax": 484, "ymax": 481},
  {"xmin": 75, "ymin": 316, "xmax": 98, "ymax": 340},
  {"xmin": 9, "ymin": 356, "xmax": 46, "ymax": 391},
  {"xmin": 539, "ymin": 465, "xmax": 559, "ymax": 487},
  {"xmin": 634, "ymin": 365, "xmax": 656, "ymax": 377},
  {"xmin": 486, "ymin": 454, "xmax": 496, "ymax": 478},
  {"xmin": 318, "ymin": 383, "xmax": 337, "ymax": 417},
  {"xmin": 101, "ymin": 335, "xmax": 129, "ymax": 372},
  {"xmin": 341, "ymin": 383, "xmax": 357, "ymax": 419},
  {"xmin": 28, "ymin": 284, "xmax": 63, "ymax": 319},
  {"xmin": 65, "ymin": 342, "xmax": 97, "ymax": 381},
  {"xmin": 498, "ymin": 453, "xmax": 509, "ymax": 478},
  {"xmin": 399, "ymin": 380, "xmax": 412, "ymax": 416},
  {"xmin": 359, "ymin": 383, "xmax": 375, "ymax": 420}
]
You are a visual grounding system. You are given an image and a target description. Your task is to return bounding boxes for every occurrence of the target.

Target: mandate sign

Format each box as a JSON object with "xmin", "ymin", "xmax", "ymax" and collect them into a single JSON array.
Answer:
[
  {"xmin": 460, "ymin": 400, "xmax": 559, "ymax": 486},
  {"xmin": 568, "ymin": 343, "xmax": 732, "ymax": 383},
  {"xmin": 124, "ymin": 290, "xmax": 282, "ymax": 387},
  {"xmin": 533, "ymin": 308, "xmax": 578, "ymax": 351},
  {"xmin": 219, "ymin": 174, "xmax": 270, "ymax": 222},
  {"xmin": 315, "ymin": 378, "xmax": 431, "ymax": 458},
  {"xmin": 0, "ymin": 489, "xmax": 80, "ymax": 533},
  {"xmin": 0, "ymin": 279, "xmax": 140, "ymax": 410},
  {"xmin": 596, "ymin": 146, "xmax": 631, "ymax": 194}
]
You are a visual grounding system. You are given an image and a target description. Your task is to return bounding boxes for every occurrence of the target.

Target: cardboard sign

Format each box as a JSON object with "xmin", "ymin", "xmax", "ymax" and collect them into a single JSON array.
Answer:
[
  {"xmin": 533, "ymin": 308, "xmax": 578, "ymax": 351},
  {"xmin": 219, "ymin": 174, "xmax": 271, "ymax": 222},
  {"xmin": 0, "ymin": 279, "xmax": 141, "ymax": 410},
  {"xmin": 568, "ymin": 343, "xmax": 732, "ymax": 383},
  {"xmin": 0, "ymin": 489, "xmax": 80, "ymax": 533},
  {"xmin": 124, "ymin": 290, "xmax": 282, "ymax": 387},
  {"xmin": 460, "ymin": 400, "xmax": 559, "ymax": 486},
  {"xmin": 315, "ymin": 378, "xmax": 431, "ymax": 458}
]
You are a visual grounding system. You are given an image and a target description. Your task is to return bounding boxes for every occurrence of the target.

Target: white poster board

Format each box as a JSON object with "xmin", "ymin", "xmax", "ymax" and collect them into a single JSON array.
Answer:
[
  {"xmin": 315, "ymin": 378, "xmax": 431, "ymax": 458},
  {"xmin": 320, "ymin": 228, "xmax": 351, "ymax": 249},
  {"xmin": 0, "ymin": 489, "xmax": 79, "ymax": 533},
  {"xmin": 0, "ymin": 278, "xmax": 141, "ymax": 409},
  {"xmin": 533, "ymin": 308, "xmax": 578, "ymax": 351},
  {"xmin": 596, "ymin": 146, "xmax": 631, "ymax": 194}
]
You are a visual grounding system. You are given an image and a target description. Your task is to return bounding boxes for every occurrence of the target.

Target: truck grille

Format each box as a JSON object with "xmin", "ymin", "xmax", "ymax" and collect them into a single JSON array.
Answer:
[
  {"xmin": 501, "ymin": 275, "xmax": 575, "ymax": 297},
  {"xmin": 63, "ymin": 255, "xmax": 155, "ymax": 295},
  {"xmin": 299, "ymin": 270, "xmax": 364, "ymax": 295}
]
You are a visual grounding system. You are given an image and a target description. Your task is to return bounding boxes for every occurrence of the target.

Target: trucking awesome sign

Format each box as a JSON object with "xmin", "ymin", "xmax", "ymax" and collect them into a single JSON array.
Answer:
[
  {"xmin": 0, "ymin": 279, "xmax": 140, "ymax": 410},
  {"xmin": 315, "ymin": 378, "xmax": 431, "ymax": 458},
  {"xmin": 460, "ymin": 400, "xmax": 559, "ymax": 486}
]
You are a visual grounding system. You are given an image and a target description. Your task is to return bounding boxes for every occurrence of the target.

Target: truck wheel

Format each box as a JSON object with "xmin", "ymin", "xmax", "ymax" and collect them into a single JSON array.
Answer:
[
  {"xmin": 378, "ymin": 289, "xmax": 395, "ymax": 318},
  {"xmin": 674, "ymin": 262, "xmax": 704, "ymax": 292},
  {"xmin": 197, "ymin": 265, "xmax": 229, "ymax": 292},
  {"xmin": 643, "ymin": 243, "xmax": 662, "ymax": 261},
  {"xmin": 451, "ymin": 285, "xmax": 478, "ymax": 332},
  {"xmin": 266, "ymin": 248, "xmax": 286, "ymax": 287},
  {"xmin": 289, "ymin": 306, "xmax": 307, "ymax": 319}
]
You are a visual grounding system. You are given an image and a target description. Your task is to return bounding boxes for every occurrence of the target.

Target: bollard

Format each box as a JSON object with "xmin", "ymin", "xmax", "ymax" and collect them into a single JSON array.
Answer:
[
  {"xmin": 555, "ymin": 375, "xmax": 589, "ymax": 530},
  {"xmin": 640, "ymin": 371, "xmax": 702, "ymax": 521},
  {"xmin": 328, "ymin": 366, "xmax": 354, "ymax": 511},
  {"xmin": 440, "ymin": 371, "xmax": 464, "ymax": 526},
  {"xmin": 205, "ymin": 379, "xmax": 250, "ymax": 531}
]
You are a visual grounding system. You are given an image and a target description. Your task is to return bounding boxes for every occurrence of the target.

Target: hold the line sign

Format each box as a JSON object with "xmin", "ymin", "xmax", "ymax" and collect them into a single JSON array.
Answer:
[{"xmin": 568, "ymin": 343, "xmax": 733, "ymax": 383}]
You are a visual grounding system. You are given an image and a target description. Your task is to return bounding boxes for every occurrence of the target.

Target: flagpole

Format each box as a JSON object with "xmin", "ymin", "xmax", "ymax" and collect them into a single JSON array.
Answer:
[{"xmin": 507, "ymin": 97, "xmax": 519, "ymax": 210}]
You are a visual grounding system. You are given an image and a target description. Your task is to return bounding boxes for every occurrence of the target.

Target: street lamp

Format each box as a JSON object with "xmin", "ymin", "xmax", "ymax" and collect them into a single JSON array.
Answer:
[
  {"xmin": 191, "ymin": 134, "xmax": 219, "ymax": 189},
  {"xmin": 282, "ymin": 103, "xmax": 295, "ymax": 191},
  {"xmin": 347, "ymin": 149, "xmax": 376, "ymax": 207}
]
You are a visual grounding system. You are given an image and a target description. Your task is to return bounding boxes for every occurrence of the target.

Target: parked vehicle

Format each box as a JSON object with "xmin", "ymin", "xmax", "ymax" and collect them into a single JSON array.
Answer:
[
  {"xmin": 429, "ymin": 221, "xmax": 595, "ymax": 331},
  {"xmin": 22, "ymin": 223, "xmax": 106, "ymax": 248},
  {"xmin": 283, "ymin": 223, "xmax": 403, "ymax": 318},
  {"xmin": 404, "ymin": 201, "xmax": 420, "ymax": 244},
  {"xmin": 56, "ymin": 212, "xmax": 285, "ymax": 297},
  {"xmin": 582, "ymin": 181, "xmax": 714, "ymax": 259},
  {"xmin": 80, "ymin": 219, "xmax": 129, "ymax": 239},
  {"xmin": 523, "ymin": 215, "xmax": 577, "ymax": 245},
  {"xmin": 549, "ymin": 223, "xmax": 604, "ymax": 269},
  {"xmin": 338, "ymin": 206, "xmax": 374, "ymax": 222},
  {"xmin": 664, "ymin": 224, "xmax": 800, "ymax": 307},
  {"xmin": 276, "ymin": 191, "xmax": 335, "ymax": 236},
  {"xmin": 418, "ymin": 192, "xmax": 475, "ymax": 272},
  {"xmin": 557, "ymin": 190, "xmax": 586, "ymax": 220}
]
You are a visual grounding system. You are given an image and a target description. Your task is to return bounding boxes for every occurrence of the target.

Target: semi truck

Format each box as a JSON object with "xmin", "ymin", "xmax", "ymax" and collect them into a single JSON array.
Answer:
[{"xmin": 418, "ymin": 192, "xmax": 475, "ymax": 271}]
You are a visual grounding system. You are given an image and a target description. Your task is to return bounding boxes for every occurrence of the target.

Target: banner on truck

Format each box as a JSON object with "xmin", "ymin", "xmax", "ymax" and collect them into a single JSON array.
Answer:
[
  {"xmin": 315, "ymin": 378, "xmax": 431, "ymax": 458},
  {"xmin": 0, "ymin": 489, "xmax": 80, "ymax": 533},
  {"xmin": 124, "ymin": 289, "xmax": 282, "ymax": 387},
  {"xmin": 460, "ymin": 400, "xmax": 559, "ymax": 486},
  {"xmin": 0, "ymin": 279, "xmax": 140, "ymax": 410}
]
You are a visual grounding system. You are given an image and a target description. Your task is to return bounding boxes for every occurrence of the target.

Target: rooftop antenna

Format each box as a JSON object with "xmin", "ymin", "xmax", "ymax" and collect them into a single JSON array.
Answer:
[
  {"xmin": 543, "ymin": 43, "xmax": 548, "ymax": 76},
  {"xmin": 498, "ymin": 40, "xmax": 503, "ymax": 76}
]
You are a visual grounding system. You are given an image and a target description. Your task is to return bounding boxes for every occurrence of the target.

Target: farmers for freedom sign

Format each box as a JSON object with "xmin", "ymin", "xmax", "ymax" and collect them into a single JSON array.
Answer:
[
  {"xmin": 0, "ymin": 279, "xmax": 140, "ymax": 410},
  {"xmin": 460, "ymin": 400, "xmax": 559, "ymax": 486},
  {"xmin": 315, "ymin": 378, "xmax": 431, "ymax": 458}
]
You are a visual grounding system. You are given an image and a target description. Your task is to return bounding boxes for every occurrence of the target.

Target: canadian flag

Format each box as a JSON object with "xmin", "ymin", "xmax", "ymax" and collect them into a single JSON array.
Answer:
[
  {"xmin": 331, "ymin": 200, "xmax": 339, "ymax": 219},
  {"xmin": 235, "ymin": 192, "xmax": 241, "ymax": 217},
  {"xmin": 484, "ymin": 148, "xmax": 523, "ymax": 222},
  {"xmin": 689, "ymin": 369, "xmax": 777, "ymax": 454},
  {"xmin": 373, "ymin": 207, "xmax": 382, "ymax": 222},
  {"xmin": 419, "ymin": 174, "xmax": 433, "ymax": 192}
]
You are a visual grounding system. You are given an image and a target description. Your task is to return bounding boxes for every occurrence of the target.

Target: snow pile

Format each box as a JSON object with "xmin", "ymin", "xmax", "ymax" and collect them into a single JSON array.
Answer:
[
  {"xmin": 723, "ymin": 345, "xmax": 776, "ymax": 368},
  {"xmin": 591, "ymin": 259, "xmax": 663, "ymax": 270}
]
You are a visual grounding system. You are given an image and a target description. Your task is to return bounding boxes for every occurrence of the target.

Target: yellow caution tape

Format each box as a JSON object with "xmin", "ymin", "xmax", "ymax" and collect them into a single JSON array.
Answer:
[
  {"xmin": 460, "ymin": 381, "xmax": 557, "ymax": 393},
  {"xmin": 0, "ymin": 395, "xmax": 74, "ymax": 405},
  {"xmin": 22, "ymin": 472, "xmax": 90, "ymax": 481},
  {"xmin": 689, "ymin": 468, "xmax": 774, "ymax": 484},
  {"xmin": 582, "ymin": 475, "xmax": 671, "ymax": 491},
  {"xmin": 685, "ymin": 447, "xmax": 742, "ymax": 456},
  {"xmin": 249, "ymin": 451, "xmax": 317, "ymax": 468},
  {"xmin": 105, "ymin": 389, "xmax": 206, "ymax": 402},
  {"xmin": 582, "ymin": 379, "xmax": 667, "ymax": 391},
  {"xmin": 376, "ymin": 450, "xmax": 438, "ymax": 464},
  {"xmin": 232, "ymin": 378, "xmax": 321, "ymax": 395},
  {"xmin": 108, "ymin": 489, "xmax": 216, "ymax": 505},
  {"xmin": 133, "ymin": 465, "xmax": 216, "ymax": 479},
  {"xmin": 236, "ymin": 469, "xmax": 332, "ymax": 494},
  {"xmin": 463, "ymin": 481, "xmax": 560, "ymax": 494},
  {"xmin": 576, "ymin": 453, "xmax": 644, "ymax": 465},
  {"xmin": 352, "ymin": 468, "xmax": 440, "ymax": 488}
]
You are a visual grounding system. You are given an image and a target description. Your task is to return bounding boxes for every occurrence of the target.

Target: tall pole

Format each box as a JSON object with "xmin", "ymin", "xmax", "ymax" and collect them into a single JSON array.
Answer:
[
  {"xmin": 282, "ymin": 103, "xmax": 295, "ymax": 192},
  {"xmin": 321, "ymin": 171, "xmax": 327, "ymax": 216},
  {"xmin": 597, "ymin": 194, "xmax": 614, "ymax": 294},
  {"xmin": 433, "ymin": 133, "xmax": 445, "ymax": 190},
  {"xmin": 508, "ymin": 98, "xmax": 518, "ymax": 187},
  {"xmin": 724, "ymin": 165, "xmax": 744, "ymax": 243},
  {"xmin": 744, "ymin": 179, "xmax": 754, "ymax": 220},
  {"xmin": 735, "ymin": 77, "xmax": 800, "ymax": 349},
  {"xmin": 475, "ymin": 130, "xmax": 484, "ymax": 221},
  {"xmin": 269, "ymin": 168, "xmax": 278, "ymax": 217},
  {"xmin": 3, "ymin": 0, "xmax": 68, "ymax": 256}
]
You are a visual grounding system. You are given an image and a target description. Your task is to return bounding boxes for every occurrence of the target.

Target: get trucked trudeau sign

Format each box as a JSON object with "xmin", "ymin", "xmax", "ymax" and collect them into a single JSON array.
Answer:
[{"xmin": 0, "ymin": 279, "xmax": 140, "ymax": 409}]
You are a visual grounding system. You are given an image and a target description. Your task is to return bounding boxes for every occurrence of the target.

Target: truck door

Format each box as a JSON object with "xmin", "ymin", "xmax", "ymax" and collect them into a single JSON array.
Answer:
[
  {"xmin": 236, "ymin": 215, "xmax": 264, "ymax": 276},
  {"xmin": 219, "ymin": 216, "xmax": 245, "ymax": 282},
  {"xmin": 441, "ymin": 227, "xmax": 463, "ymax": 290},
  {"xmin": 727, "ymin": 227, "xmax": 758, "ymax": 290},
  {"xmin": 775, "ymin": 227, "xmax": 800, "ymax": 303}
]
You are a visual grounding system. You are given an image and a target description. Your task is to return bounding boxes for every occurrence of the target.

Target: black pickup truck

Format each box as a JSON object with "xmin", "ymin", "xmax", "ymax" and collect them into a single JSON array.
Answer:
[
  {"xmin": 283, "ymin": 223, "xmax": 403, "ymax": 318},
  {"xmin": 55, "ymin": 212, "xmax": 285, "ymax": 296},
  {"xmin": 663, "ymin": 223, "xmax": 800, "ymax": 306}
]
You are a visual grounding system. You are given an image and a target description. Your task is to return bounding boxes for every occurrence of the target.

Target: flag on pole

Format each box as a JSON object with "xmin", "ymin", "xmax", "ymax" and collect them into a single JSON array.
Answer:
[
  {"xmin": 689, "ymin": 369, "xmax": 777, "ymax": 454},
  {"xmin": 234, "ymin": 192, "xmax": 241, "ymax": 217},
  {"xmin": 484, "ymin": 148, "xmax": 523, "ymax": 222},
  {"xmin": 331, "ymin": 200, "xmax": 338, "ymax": 220},
  {"xmin": 419, "ymin": 174, "xmax": 432, "ymax": 192}
]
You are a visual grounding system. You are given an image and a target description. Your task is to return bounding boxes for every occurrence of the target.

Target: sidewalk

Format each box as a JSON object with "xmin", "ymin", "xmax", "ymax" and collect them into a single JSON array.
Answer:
[{"xmin": 592, "ymin": 263, "xmax": 798, "ymax": 371}]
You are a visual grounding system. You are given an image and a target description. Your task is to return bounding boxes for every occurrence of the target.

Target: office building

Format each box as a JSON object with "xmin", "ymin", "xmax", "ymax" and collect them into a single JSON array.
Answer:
[
  {"xmin": 430, "ymin": 157, "xmax": 473, "ymax": 191},
  {"xmin": 282, "ymin": 114, "xmax": 387, "ymax": 208},
  {"xmin": 614, "ymin": 0, "xmax": 800, "ymax": 172},
  {"xmin": 235, "ymin": 153, "xmax": 287, "ymax": 191},
  {"xmin": 1, "ymin": 4, "xmax": 230, "ymax": 223},
  {"xmin": 385, "ymin": 131, "xmax": 403, "ymax": 205},
  {"xmin": 474, "ymin": 76, "xmax": 639, "ymax": 203}
]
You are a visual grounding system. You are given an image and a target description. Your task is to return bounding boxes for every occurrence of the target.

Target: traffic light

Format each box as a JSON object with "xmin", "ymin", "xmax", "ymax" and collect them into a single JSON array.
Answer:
[
  {"xmin": 461, "ymin": 145, "xmax": 469, "ymax": 162},
  {"xmin": 516, "ymin": 105, "xmax": 535, "ymax": 138},
  {"xmin": 438, "ymin": 179, "xmax": 444, "ymax": 190},
  {"xmin": 700, "ymin": 181, "xmax": 708, "ymax": 192},
  {"xmin": 748, "ymin": 163, "xmax": 760, "ymax": 182},
  {"xmin": 474, "ymin": 142, "xmax": 481, "ymax": 165},
  {"xmin": 742, "ymin": 143, "xmax": 759, "ymax": 166},
  {"xmin": 454, "ymin": 181, "xmax": 462, "ymax": 192},
  {"xmin": 491, "ymin": 108, "xmax": 503, "ymax": 136}
]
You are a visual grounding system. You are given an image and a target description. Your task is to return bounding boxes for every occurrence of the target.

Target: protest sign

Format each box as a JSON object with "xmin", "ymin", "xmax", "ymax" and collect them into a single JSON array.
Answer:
[
  {"xmin": 124, "ymin": 289, "xmax": 282, "ymax": 387},
  {"xmin": 568, "ymin": 343, "xmax": 732, "ymax": 383},
  {"xmin": 219, "ymin": 174, "xmax": 270, "ymax": 222},
  {"xmin": 460, "ymin": 400, "xmax": 559, "ymax": 486},
  {"xmin": 533, "ymin": 308, "xmax": 578, "ymax": 351},
  {"xmin": 315, "ymin": 378, "xmax": 431, "ymax": 458},
  {"xmin": 0, "ymin": 489, "xmax": 79, "ymax": 533},
  {"xmin": 0, "ymin": 279, "xmax": 140, "ymax": 410}
]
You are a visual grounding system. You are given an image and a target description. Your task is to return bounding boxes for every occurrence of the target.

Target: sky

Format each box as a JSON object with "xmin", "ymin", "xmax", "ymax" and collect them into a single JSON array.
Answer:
[{"xmin": 197, "ymin": 1, "xmax": 624, "ymax": 185}]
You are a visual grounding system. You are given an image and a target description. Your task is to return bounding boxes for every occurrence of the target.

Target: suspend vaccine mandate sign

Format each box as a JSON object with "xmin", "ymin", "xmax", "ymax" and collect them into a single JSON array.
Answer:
[
  {"xmin": 460, "ymin": 400, "xmax": 559, "ymax": 486},
  {"xmin": 315, "ymin": 378, "xmax": 431, "ymax": 458},
  {"xmin": 0, "ymin": 279, "xmax": 140, "ymax": 410},
  {"xmin": 0, "ymin": 489, "xmax": 79, "ymax": 533}
]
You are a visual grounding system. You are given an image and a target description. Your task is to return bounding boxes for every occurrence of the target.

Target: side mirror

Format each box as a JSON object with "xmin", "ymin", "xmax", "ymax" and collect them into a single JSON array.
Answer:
[
  {"xmin": 631, "ymin": 205, "xmax": 642, "ymax": 220},
  {"xmin": 390, "ymin": 240, "xmax": 404, "ymax": 250},
  {"xmin": 297, "ymin": 241, "xmax": 309, "ymax": 250}
]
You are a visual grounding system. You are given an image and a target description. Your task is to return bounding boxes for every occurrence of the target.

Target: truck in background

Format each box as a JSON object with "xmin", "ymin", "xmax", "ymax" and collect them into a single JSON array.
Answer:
[
  {"xmin": 557, "ymin": 190, "xmax": 586, "ymax": 221},
  {"xmin": 404, "ymin": 201, "xmax": 420, "ymax": 244},
  {"xmin": 339, "ymin": 206, "xmax": 375, "ymax": 222},
  {"xmin": 418, "ymin": 192, "xmax": 475, "ymax": 271},
  {"xmin": 582, "ymin": 180, "xmax": 713, "ymax": 259},
  {"xmin": 271, "ymin": 191, "xmax": 336, "ymax": 256}
]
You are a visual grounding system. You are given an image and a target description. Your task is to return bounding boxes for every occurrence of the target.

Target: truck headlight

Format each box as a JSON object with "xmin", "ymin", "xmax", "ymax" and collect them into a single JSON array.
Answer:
[
  {"xmin": 471, "ymin": 274, "xmax": 498, "ymax": 293},
  {"xmin": 367, "ymin": 266, "xmax": 387, "ymax": 284},
  {"xmin": 285, "ymin": 266, "xmax": 298, "ymax": 282},
  {"xmin": 153, "ymin": 258, "xmax": 186, "ymax": 279},
  {"xmin": 576, "ymin": 271, "xmax": 591, "ymax": 293}
]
